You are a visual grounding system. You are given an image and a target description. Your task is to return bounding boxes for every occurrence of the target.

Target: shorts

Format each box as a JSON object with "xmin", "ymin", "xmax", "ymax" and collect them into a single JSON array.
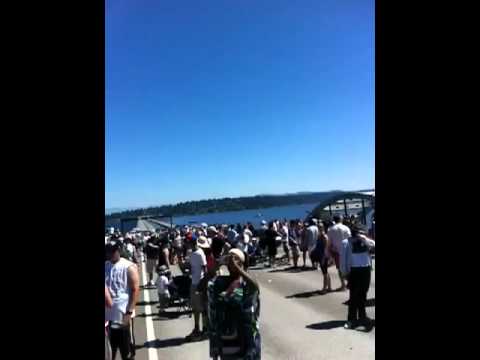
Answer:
[
  {"xmin": 190, "ymin": 285, "xmax": 205, "ymax": 312},
  {"xmin": 173, "ymin": 246, "xmax": 183, "ymax": 254},
  {"xmin": 300, "ymin": 241, "xmax": 309, "ymax": 252},
  {"xmin": 331, "ymin": 250, "xmax": 341, "ymax": 269},
  {"xmin": 146, "ymin": 258, "xmax": 157, "ymax": 273},
  {"xmin": 290, "ymin": 244, "xmax": 300, "ymax": 257},
  {"xmin": 267, "ymin": 245, "xmax": 277, "ymax": 257},
  {"xmin": 320, "ymin": 258, "xmax": 329, "ymax": 275}
]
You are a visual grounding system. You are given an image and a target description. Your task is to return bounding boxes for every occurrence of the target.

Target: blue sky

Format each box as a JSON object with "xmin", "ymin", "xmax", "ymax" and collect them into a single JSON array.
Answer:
[{"xmin": 106, "ymin": 0, "xmax": 374, "ymax": 209}]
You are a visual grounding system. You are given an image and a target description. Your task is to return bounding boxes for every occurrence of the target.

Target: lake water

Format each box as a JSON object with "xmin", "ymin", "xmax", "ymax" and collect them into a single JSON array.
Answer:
[
  {"xmin": 105, "ymin": 203, "xmax": 369, "ymax": 230},
  {"xmin": 172, "ymin": 203, "xmax": 319, "ymax": 228}
]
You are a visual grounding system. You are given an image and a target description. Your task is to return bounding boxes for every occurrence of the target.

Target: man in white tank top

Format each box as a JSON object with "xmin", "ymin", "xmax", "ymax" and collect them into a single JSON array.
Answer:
[{"xmin": 105, "ymin": 240, "xmax": 140, "ymax": 360}]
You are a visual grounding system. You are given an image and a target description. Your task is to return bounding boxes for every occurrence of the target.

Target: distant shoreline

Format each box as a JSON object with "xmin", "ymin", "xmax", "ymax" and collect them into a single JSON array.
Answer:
[{"xmin": 105, "ymin": 190, "xmax": 374, "ymax": 220}]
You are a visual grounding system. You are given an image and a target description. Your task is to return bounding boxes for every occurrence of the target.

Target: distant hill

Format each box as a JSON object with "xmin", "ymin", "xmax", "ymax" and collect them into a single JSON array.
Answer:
[
  {"xmin": 105, "ymin": 207, "xmax": 139, "ymax": 215},
  {"xmin": 105, "ymin": 189, "xmax": 373, "ymax": 220}
]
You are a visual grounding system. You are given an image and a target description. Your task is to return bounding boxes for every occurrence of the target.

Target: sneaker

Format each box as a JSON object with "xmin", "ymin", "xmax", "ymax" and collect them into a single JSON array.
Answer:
[{"xmin": 344, "ymin": 321, "xmax": 357, "ymax": 330}]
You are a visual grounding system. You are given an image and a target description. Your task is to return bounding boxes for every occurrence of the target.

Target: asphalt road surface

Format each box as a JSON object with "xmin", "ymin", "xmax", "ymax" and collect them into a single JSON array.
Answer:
[{"xmin": 126, "ymin": 257, "xmax": 375, "ymax": 360}]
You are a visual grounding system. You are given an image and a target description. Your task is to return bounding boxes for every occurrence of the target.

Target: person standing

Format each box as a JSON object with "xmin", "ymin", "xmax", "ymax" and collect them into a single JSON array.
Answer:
[
  {"xmin": 186, "ymin": 236, "xmax": 210, "ymax": 341},
  {"xmin": 158, "ymin": 231, "xmax": 171, "ymax": 269},
  {"xmin": 105, "ymin": 241, "xmax": 140, "ymax": 360},
  {"xmin": 304, "ymin": 219, "xmax": 319, "ymax": 269},
  {"xmin": 171, "ymin": 230, "xmax": 184, "ymax": 264},
  {"xmin": 272, "ymin": 220, "xmax": 278, "ymax": 232},
  {"xmin": 258, "ymin": 220, "xmax": 267, "ymax": 235},
  {"xmin": 327, "ymin": 215, "xmax": 352, "ymax": 291},
  {"xmin": 125, "ymin": 238, "xmax": 136, "ymax": 264},
  {"xmin": 183, "ymin": 227, "xmax": 194, "ymax": 258},
  {"xmin": 209, "ymin": 226, "xmax": 227, "ymax": 260},
  {"xmin": 318, "ymin": 223, "xmax": 332, "ymax": 293},
  {"xmin": 243, "ymin": 225, "xmax": 253, "ymax": 240},
  {"xmin": 105, "ymin": 286, "xmax": 113, "ymax": 360},
  {"xmin": 247, "ymin": 222, "xmax": 255, "ymax": 235},
  {"xmin": 340, "ymin": 225, "xmax": 375, "ymax": 330},
  {"xmin": 289, "ymin": 220, "xmax": 301, "ymax": 268},
  {"xmin": 264, "ymin": 222, "xmax": 280, "ymax": 268},
  {"xmin": 279, "ymin": 221, "xmax": 290, "ymax": 264},
  {"xmin": 227, "ymin": 225, "xmax": 238, "ymax": 246},
  {"xmin": 242, "ymin": 226, "xmax": 253, "ymax": 253},
  {"xmin": 155, "ymin": 265, "xmax": 172, "ymax": 314},
  {"xmin": 145, "ymin": 235, "xmax": 160, "ymax": 287},
  {"xmin": 299, "ymin": 222, "xmax": 308, "ymax": 267},
  {"xmin": 207, "ymin": 249, "xmax": 261, "ymax": 360}
]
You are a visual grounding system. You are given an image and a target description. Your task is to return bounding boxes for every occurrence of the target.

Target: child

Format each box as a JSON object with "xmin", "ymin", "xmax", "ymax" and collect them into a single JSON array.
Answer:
[{"xmin": 155, "ymin": 265, "xmax": 172, "ymax": 313}]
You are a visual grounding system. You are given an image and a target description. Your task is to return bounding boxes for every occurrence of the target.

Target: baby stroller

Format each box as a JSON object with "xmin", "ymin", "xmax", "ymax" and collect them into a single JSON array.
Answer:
[{"xmin": 168, "ymin": 272, "xmax": 192, "ymax": 315}]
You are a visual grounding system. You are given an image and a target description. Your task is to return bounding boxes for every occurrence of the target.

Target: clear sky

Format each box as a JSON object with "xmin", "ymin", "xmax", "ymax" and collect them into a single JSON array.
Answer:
[{"xmin": 106, "ymin": 0, "xmax": 375, "ymax": 209}]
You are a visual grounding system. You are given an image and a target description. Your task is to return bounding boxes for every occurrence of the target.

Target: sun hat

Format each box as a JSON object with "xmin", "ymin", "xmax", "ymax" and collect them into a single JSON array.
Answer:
[
  {"xmin": 207, "ymin": 226, "xmax": 217, "ymax": 233},
  {"xmin": 228, "ymin": 248, "xmax": 245, "ymax": 264},
  {"xmin": 197, "ymin": 236, "xmax": 211, "ymax": 249}
]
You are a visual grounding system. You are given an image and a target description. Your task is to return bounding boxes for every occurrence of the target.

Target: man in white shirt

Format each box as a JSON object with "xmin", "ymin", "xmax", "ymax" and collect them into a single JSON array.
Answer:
[
  {"xmin": 340, "ymin": 225, "xmax": 375, "ymax": 330},
  {"xmin": 105, "ymin": 241, "xmax": 140, "ymax": 360},
  {"xmin": 186, "ymin": 236, "xmax": 209, "ymax": 341},
  {"xmin": 327, "ymin": 215, "xmax": 352, "ymax": 291}
]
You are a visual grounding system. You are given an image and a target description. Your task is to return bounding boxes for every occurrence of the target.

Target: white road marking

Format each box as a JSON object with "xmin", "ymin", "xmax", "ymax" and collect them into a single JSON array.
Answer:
[{"xmin": 141, "ymin": 261, "xmax": 159, "ymax": 360}]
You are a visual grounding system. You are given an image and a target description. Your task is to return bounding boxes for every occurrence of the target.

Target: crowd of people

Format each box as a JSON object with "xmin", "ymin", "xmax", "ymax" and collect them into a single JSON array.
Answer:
[{"xmin": 105, "ymin": 212, "xmax": 375, "ymax": 360}]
